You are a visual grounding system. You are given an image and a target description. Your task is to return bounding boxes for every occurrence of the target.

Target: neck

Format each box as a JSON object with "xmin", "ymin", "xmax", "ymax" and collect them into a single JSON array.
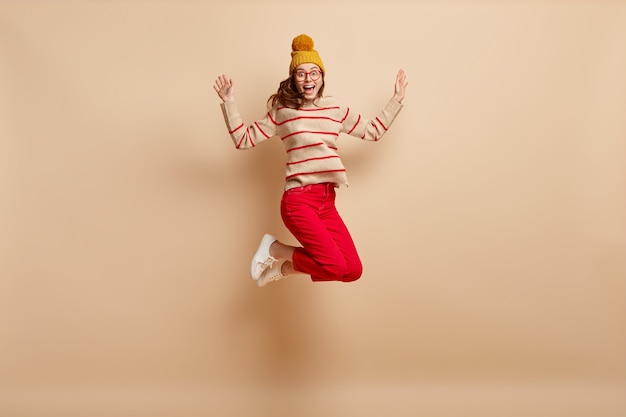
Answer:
[{"xmin": 301, "ymin": 96, "xmax": 319, "ymax": 107}]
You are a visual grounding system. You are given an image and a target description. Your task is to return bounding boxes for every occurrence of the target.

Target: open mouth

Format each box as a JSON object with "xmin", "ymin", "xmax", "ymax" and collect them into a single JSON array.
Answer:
[{"xmin": 303, "ymin": 85, "xmax": 315, "ymax": 94}]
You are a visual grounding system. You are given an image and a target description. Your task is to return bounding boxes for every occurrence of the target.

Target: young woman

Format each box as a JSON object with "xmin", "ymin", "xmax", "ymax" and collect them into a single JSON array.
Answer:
[{"xmin": 214, "ymin": 34, "xmax": 408, "ymax": 287}]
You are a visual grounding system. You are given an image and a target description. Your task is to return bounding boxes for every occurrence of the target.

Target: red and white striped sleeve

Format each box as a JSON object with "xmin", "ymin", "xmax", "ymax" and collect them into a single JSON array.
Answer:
[
  {"xmin": 340, "ymin": 98, "xmax": 403, "ymax": 142},
  {"xmin": 219, "ymin": 100, "xmax": 277, "ymax": 150}
]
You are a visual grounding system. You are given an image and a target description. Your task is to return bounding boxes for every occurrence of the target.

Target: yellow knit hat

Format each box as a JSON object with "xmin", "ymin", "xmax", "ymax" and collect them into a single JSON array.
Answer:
[{"xmin": 289, "ymin": 34, "xmax": 325, "ymax": 75}]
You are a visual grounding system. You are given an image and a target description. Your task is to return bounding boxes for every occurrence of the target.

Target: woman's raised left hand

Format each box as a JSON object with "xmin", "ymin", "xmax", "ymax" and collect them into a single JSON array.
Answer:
[{"xmin": 393, "ymin": 69, "xmax": 408, "ymax": 103}]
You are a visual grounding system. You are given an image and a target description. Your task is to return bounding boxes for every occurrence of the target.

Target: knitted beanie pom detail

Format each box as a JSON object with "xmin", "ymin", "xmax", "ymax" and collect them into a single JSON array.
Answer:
[
  {"xmin": 292, "ymin": 34, "xmax": 314, "ymax": 52},
  {"xmin": 289, "ymin": 34, "xmax": 325, "ymax": 75}
]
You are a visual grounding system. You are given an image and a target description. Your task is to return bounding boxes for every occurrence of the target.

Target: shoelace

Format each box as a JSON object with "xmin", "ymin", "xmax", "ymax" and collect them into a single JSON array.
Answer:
[
  {"xmin": 265, "ymin": 271, "xmax": 285, "ymax": 282},
  {"xmin": 259, "ymin": 256, "xmax": 277, "ymax": 270},
  {"xmin": 258, "ymin": 261, "xmax": 287, "ymax": 287}
]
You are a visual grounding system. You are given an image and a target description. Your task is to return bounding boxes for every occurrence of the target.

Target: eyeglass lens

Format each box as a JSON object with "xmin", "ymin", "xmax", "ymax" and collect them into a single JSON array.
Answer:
[{"xmin": 295, "ymin": 70, "xmax": 321, "ymax": 81}]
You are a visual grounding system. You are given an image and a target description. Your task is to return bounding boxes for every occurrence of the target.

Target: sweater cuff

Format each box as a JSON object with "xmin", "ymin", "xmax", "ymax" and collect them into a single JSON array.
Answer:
[
  {"xmin": 386, "ymin": 97, "xmax": 404, "ymax": 113},
  {"xmin": 220, "ymin": 100, "xmax": 241, "ymax": 130}
]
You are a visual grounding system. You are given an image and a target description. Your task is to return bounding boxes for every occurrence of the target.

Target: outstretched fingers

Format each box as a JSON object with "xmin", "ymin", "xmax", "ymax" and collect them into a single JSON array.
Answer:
[
  {"xmin": 213, "ymin": 74, "xmax": 234, "ymax": 102},
  {"xmin": 393, "ymin": 69, "xmax": 408, "ymax": 103}
]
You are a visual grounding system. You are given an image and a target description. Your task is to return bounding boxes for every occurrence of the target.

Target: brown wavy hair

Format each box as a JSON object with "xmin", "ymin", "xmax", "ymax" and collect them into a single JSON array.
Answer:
[{"xmin": 267, "ymin": 73, "xmax": 325, "ymax": 109}]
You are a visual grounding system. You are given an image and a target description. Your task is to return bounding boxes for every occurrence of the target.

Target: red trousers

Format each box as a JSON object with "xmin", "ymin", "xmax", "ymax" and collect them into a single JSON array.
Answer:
[{"xmin": 280, "ymin": 183, "xmax": 362, "ymax": 282}]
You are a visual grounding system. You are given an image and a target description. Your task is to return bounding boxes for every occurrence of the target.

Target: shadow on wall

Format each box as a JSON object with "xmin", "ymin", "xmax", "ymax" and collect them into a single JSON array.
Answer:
[{"xmin": 204, "ymin": 124, "xmax": 325, "ymax": 389}]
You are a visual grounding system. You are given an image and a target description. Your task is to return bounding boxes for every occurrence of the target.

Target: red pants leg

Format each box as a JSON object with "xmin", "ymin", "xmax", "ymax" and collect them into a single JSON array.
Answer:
[{"xmin": 280, "ymin": 183, "xmax": 362, "ymax": 282}]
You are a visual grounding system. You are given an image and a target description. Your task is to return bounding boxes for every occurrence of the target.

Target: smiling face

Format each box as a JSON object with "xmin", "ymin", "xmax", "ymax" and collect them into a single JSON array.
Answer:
[{"xmin": 292, "ymin": 63, "xmax": 324, "ymax": 103}]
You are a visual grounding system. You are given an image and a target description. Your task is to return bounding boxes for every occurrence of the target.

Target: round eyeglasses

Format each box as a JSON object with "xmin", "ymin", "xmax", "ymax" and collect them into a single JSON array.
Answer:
[{"xmin": 293, "ymin": 69, "xmax": 322, "ymax": 81}]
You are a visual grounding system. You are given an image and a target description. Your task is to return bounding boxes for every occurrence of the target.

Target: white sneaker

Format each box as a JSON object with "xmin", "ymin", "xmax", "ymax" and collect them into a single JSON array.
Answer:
[
  {"xmin": 250, "ymin": 234, "xmax": 277, "ymax": 281},
  {"xmin": 257, "ymin": 259, "xmax": 288, "ymax": 287}
]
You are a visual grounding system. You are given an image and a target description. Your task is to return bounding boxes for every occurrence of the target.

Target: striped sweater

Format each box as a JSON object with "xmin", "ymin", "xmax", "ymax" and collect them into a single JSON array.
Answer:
[{"xmin": 220, "ymin": 96, "xmax": 403, "ymax": 190}]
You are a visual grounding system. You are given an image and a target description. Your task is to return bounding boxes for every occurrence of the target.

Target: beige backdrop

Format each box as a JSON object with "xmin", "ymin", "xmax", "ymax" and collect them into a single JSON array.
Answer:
[{"xmin": 1, "ymin": 1, "xmax": 625, "ymax": 416}]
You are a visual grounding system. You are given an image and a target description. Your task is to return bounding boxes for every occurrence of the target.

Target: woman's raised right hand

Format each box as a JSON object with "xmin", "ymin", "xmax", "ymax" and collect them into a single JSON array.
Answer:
[{"xmin": 213, "ymin": 74, "xmax": 235, "ymax": 102}]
